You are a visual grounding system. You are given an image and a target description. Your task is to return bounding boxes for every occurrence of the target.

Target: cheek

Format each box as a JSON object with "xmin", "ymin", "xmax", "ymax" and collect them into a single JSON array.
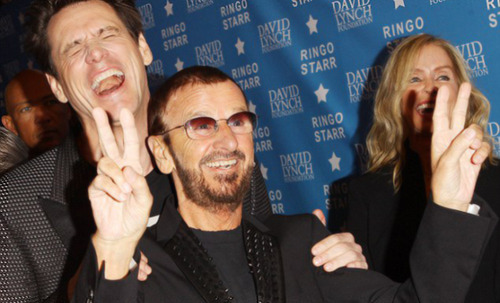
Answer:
[
  {"xmin": 17, "ymin": 121, "xmax": 37, "ymax": 142},
  {"xmin": 239, "ymin": 137, "xmax": 254, "ymax": 161},
  {"xmin": 177, "ymin": 140, "xmax": 208, "ymax": 167},
  {"xmin": 401, "ymin": 90, "xmax": 418, "ymax": 113}
]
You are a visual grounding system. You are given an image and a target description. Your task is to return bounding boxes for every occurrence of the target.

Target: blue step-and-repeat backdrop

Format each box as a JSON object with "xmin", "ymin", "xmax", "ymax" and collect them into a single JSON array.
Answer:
[{"xmin": 1, "ymin": 0, "xmax": 499, "ymax": 230}]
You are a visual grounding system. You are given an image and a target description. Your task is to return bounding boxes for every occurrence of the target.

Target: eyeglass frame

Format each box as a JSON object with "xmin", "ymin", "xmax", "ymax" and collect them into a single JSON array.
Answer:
[{"xmin": 160, "ymin": 111, "xmax": 258, "ymax": 140}]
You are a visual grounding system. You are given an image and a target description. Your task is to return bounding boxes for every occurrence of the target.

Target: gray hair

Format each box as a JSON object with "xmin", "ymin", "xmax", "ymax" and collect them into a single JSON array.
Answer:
[{"xmin": 0, "ymin": 127, "xmax": 29, "ymax": 176}]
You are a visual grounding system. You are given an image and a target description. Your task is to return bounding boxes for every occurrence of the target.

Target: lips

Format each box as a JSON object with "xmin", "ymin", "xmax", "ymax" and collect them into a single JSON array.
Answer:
[
  {"xmin": 37, "ymin": 129, "xmax": 59, "ymax": 140},
  {"xmin": 91, "ymin": 69, "xmax": 125, "ymax": 96}
]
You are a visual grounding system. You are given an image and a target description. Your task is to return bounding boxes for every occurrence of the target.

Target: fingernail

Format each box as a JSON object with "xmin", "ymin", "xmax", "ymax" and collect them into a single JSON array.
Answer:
[
  {"xmin": 324, "ymin": 264, "xmax": 333, "ymax": 271},
  {"xmin": 313, "ymin": 257, "xmax": 322, "ymax": 266}
]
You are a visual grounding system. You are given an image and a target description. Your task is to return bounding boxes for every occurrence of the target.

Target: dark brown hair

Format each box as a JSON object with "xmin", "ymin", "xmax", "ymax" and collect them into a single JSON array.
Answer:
[{"xmin": 148, "ymin": 66, "xmax": 246, "ymax": 136}]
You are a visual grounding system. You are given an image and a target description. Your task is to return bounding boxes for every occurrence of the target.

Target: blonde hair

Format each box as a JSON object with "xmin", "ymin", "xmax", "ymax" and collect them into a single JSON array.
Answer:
[{"xmin": 367, "ymin": 33, "xmax": 493, "ymax": 191}]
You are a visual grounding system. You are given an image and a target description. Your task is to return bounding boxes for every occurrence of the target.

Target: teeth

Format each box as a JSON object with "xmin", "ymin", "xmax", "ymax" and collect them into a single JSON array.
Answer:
[
  {"xmin": 91, "ymin": 69, "xmax": 124, "ymax": 90},
  {"xmin": 206, "ymin": 159, "xmax": 237, "ymax": 168},
  {"xmin": 416, "ymin": 103, "xmax": 435, "ymax": 111}
]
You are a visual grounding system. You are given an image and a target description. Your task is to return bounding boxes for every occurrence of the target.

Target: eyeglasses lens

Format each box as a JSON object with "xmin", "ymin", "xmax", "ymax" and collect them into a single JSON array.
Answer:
[{"xmin": 186, "ymin": 112, "xmax": 256, "ymax": 139}]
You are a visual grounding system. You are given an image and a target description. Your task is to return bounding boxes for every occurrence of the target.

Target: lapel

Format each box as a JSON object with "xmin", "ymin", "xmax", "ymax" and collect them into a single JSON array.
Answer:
[
  {"xmin": 156, "ymin": 201, "xmax": 286, "ymax": 303},
  {"xmin": 39, "ymin": 134, "xmax": 95, "ymax": 250},
  {"xmin": 242, "ymin": 216, "xmax": 286, "ymax": 303}
]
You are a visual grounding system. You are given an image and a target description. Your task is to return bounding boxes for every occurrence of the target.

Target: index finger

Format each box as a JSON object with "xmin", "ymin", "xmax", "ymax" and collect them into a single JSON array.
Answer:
[
  {"xmin": 451, "ymin": 83, "xmax": 471, "ymax": 131},
  {"xmin": 92, "ymin": 108, "xmax": 120, "ymax": 160},
  {"xmin": 311, "ymin": 233, "xmax": 355, "ymax": 256},
  {"xmin": 433, "ymin": 85, "xmax": 451, "ymax": 133}
]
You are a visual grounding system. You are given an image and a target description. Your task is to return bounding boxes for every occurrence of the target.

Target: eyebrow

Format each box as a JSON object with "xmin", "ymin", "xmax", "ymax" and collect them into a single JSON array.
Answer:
[
  {"xmin": 40, "ymin": 93, "xmax": 57, "ymax": 101},
  {"xmin": 62, "ymin": 26, "xmax": 120, "ymax": 55},
  {"xmin": 413, "ymin": 65, "xmax": 454, "ymax": 73}
]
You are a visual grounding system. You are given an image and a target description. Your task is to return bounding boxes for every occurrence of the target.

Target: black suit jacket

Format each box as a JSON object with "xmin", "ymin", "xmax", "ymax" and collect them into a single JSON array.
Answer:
[
  {"xmin": 347, "ymin": 151, "xmax": 500, "ymax": 302},
  {"xmin": 74, "ymin": 195, "xmax": 497, "ymax": 303},
  {"xmin": 0, "ymin": 135, "xmax": 271, "ymax": 303}
]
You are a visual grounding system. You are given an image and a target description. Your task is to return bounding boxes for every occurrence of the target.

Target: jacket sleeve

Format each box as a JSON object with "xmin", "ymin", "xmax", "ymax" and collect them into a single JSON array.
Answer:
[
  {"xmin": 72, "ymin": 242, "xmax": 140, "ymax": 303},
  {"xmin": 316, "ymin": 197, "xmax": 498, "ymax": 302}
]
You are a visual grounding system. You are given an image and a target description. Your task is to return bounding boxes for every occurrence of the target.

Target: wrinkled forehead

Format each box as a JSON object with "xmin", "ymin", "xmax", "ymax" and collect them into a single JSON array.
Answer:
[
  {"xmin": 47, "ymin": 1, "xmax": 125, "ymax": 56},
  {"xmin": 5, "ymin": 75, "xmax": 53, "ymax": 107},
  {"xmin": 166, "ymin": 81, "xmax": 248, "ymax": 119}
]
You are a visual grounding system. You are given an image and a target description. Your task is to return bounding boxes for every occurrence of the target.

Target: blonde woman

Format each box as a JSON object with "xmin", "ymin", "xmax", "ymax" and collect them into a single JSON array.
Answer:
[{"xmin": 347, "ymin": 34, "xmax": 500, "ymax": 302}]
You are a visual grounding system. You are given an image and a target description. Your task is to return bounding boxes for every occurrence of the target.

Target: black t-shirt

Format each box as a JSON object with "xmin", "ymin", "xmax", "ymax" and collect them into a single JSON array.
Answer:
[{"xmin": 192, "ymin": 226, "xmax": 257, "ymax": 303}]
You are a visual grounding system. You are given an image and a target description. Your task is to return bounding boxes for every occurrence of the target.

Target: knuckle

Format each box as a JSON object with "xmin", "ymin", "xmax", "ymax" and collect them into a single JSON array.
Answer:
[{"xmin": 344, "ymin": 233, "xmax": 355, "ymax": 242}]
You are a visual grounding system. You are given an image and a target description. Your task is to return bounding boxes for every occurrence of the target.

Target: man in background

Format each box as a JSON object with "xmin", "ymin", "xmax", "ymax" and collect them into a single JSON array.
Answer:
[{"xmin": 2, "ymin": 69, "xmax": 71, "ymax": 157}]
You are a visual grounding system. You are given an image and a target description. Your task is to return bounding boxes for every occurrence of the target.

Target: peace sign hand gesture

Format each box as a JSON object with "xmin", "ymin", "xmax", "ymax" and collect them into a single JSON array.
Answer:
[
  {"xmin": 431, "ymin": 83, "xmax": 491, "ymax": 211},
  {"xmin": 88, "ymin": 108, "xmax": 153, "ymax": 279}
]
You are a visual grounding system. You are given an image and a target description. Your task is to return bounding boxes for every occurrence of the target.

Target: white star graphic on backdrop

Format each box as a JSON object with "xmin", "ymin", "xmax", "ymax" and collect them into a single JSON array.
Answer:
[
  {"xmin": 328, "ymin": 152, "xmax": 341, "ymax": 172},
  {"xmin": 248, "ymin": 101, "xmax": 257, "ymax": 114},
  {"xmin": 260, "ymin": 163, "xmax": 268, "ymax": 180},
  {"xmin": 394, "ymin": 0, "xmax": 405, "ymax": 9},
  {"xmin": 306, "ymin": 15, "xmax": 318, "ymax": 34},
  {"xmin": 314, "ymin": 84, "xmax": 329, "ymax": 103},
  {"xmin": 235, "ymin": 38, "xmax": 245, "ymax": 55},
  {"xmin": 164, "ymin": 0, "xmax": 174, "ymax": 16},
  {"xmin": 174, "ymin": 58, "xmax": 184, "ymax": 71},
  {"xmin": 18, "ymin": 12, "xmax": 25, "ymax": 24}
]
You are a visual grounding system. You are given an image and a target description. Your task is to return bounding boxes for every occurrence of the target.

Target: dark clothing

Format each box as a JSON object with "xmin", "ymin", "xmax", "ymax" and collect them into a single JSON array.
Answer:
[
  {"xmin": 0, "ymin": 135, "xmax": 271, "ymax": 303},
  {"xmin": 74, "ymin": 195, "xmax": 497, "ymax": 303},
  {"xmin": 192, "ymin": 227, "xmax": 257, "ymax": 303},
  {"xmin": 347, "ymin": 149, "xmax": 500, "ymax": 302}
]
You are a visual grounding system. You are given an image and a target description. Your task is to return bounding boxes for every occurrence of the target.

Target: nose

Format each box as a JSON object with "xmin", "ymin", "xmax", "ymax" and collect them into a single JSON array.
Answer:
[
  {"xmin": 423, "ymin": 78, "xmax": 437, "ymax": 95},
  {"xmin": 34, "ymin": 106, "xmax": 52, "ymax": 125},
  {"xmin": 85, "ymin": 42, "xmax": 108, "ymax": 64},
  {"xmin": 212, "ymin": 122, "xmax": 238, "ymax": 152}
]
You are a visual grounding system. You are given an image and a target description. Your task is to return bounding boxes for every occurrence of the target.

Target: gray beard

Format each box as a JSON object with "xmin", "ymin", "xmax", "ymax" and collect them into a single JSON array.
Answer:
[{"xmin": 173, "ymin": 150, "xmax": 252, "ymax": 213}]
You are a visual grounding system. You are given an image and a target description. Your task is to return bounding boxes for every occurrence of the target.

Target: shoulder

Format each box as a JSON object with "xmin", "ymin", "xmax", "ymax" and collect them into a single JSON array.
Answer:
[
  {"xmin": 264, "ymin": 214, "xmax": 330, "ymax": 243},
  {"xmin": 349, "ymin": 169, "xmax": 393, "ymax": 189},
  {"xmin": 348, "ymin": 169, "xmax": 395, "ymax": 206},
  {"xmin": 0, "ymin": 147, "xmax": 59, "ymax": 198}
]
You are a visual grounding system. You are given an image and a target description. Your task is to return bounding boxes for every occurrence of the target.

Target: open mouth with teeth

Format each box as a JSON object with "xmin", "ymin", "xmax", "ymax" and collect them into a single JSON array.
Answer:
[
  {"xmin": 91, "ymin": 69, "xmax": 125, "ymax": 96},
  {"xmin": 205, "ymin": 159, "xmax": 237, "ymax": 169},
  {"xmin": 416, "ymin": 102, "xmax": 435, "ymax": 115}
]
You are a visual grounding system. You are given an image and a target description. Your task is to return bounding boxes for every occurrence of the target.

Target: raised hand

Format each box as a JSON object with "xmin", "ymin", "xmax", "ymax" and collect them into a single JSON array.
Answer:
[
  {"xmin": 431, "ymin": 83, "xmax": 491, "ymax": 211},
  {"xmin": 88, "ymin": 108, "xmax": 153, "ymax": 279}
]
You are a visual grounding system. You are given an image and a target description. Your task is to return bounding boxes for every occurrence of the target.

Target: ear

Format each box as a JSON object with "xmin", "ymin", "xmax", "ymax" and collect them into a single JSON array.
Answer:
[
  {"xmin": 138, "ymin": 33, "xmax": 153, "ymax": 66},
  {"xmin": 45, "ymin": 73, "xmax": 68, "ymax": 103},
  {"xmin": 2, "ymin": 115, "xmax": 18, "ymax": 135},
  {"xmin": 148, "ymin": 135, "xmax": 175, "ymax": 174}
]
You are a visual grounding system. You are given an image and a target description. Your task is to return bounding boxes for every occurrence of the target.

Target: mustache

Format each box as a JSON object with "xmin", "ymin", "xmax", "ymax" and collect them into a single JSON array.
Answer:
[{"xmin": 200, "ymin": 150, "xmax": 246, "ymax": 164}]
